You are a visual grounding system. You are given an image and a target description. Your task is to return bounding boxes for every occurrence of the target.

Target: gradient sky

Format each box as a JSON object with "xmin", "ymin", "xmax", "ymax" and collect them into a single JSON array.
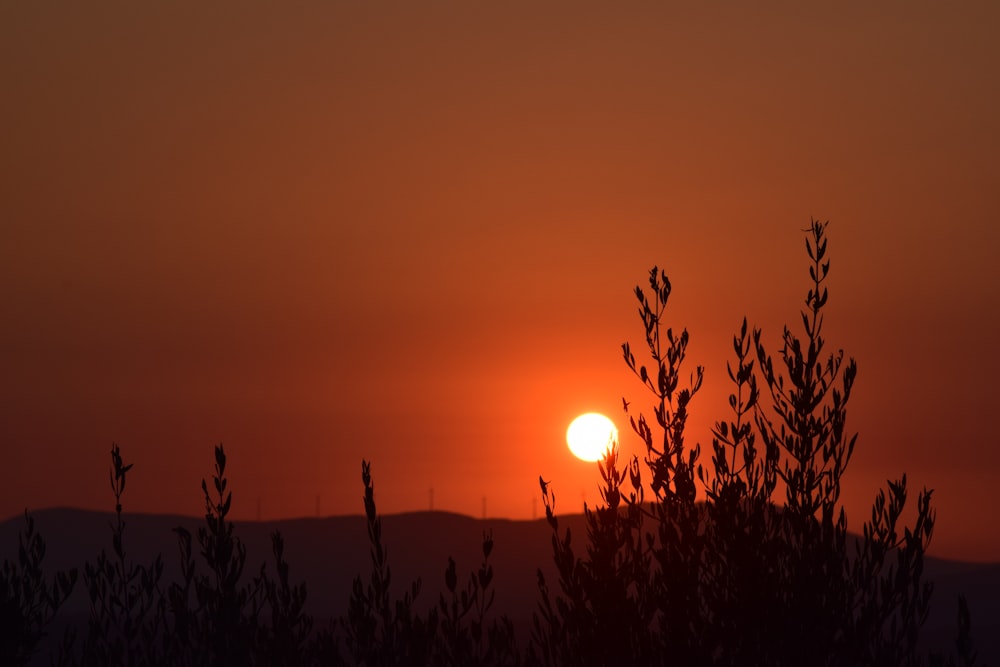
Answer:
[{"xmin": 2, "ymin": 2, "xmax": 998, "ymax": 561}]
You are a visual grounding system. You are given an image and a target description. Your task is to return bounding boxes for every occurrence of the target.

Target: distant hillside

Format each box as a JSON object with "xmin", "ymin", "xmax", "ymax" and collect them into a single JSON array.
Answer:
[
  {"xmin": 0, "ymin": 508, "xmax": 559, "ymax": 629},
  {"xmin": 2, "ymin": 508, "xmax": 998, "ymax": 662}
]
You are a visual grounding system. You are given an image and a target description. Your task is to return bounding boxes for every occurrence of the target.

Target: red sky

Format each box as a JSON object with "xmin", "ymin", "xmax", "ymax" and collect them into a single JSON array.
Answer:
[{"xmin": 2, "ymin": 2, "xmax": 998, "ymax": 561}]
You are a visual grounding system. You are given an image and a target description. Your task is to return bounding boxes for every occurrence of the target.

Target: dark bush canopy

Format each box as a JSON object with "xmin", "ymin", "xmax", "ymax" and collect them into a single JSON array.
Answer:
[{"xmin": 0, "ymin": 221, "xmax": 978, "ymax": 666}]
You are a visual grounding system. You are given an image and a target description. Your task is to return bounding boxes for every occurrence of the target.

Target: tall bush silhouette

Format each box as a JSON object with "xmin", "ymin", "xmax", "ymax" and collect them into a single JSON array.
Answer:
[
  {"xmin": 168, "ymin": 444, "xmax": 322, "ymax": 665},
  {"xmin": 531, "ymin": 220, "xmax": 948, "ymax": 666},
  {"xmin": 2, "ymin": 220, "xmax": 983, "ymax": 665},
  {"xmin": 79, "ymin": 444, "xmax": 167, "ymax": 666},
  {"xmin": 343, "ymin": 459, "xmax": 434, "ymax": 663},
  {"xmin": 343, "ymin": 459, "xmax": 517, "ymax": 666},
  {"xmin": 68, "ymin": 444, "xmax": 320, "ymax": 665},
  {"xmin": 0, "ymin": 511, "xmax": 77, "ymax": 666},
  {"xmin": 198, "ymin": 445, "xmax": 264, "ymax": 662},
  {"xmin": 437, "ymin": 529, "xmax": 517, "ymax": 665}
]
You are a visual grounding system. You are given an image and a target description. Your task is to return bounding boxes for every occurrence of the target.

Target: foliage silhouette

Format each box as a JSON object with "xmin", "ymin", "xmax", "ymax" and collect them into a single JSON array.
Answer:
[
  {"xmin": 342, "ymin": 459, "xmax": 517, "ymax": 665},
  {"xmin": 0, "ymin": 220, "xmax": 984, "ymax": 665},
  {"xmin": 2, "ymin": 445, "xmax": 518, "ymax": 665},
  {"xmin": 343, "ymin": 459, "xmax": 435, "ymax": 664},
  {"xmin": 529, "ymin": 220, "xmax": 971, "ymax": 666},
  {"xmin": 79, "ymin": 444, "xmax": 167, "ymax": 666},
  {"xmin": 0, "ymin": 511, "xmax": 76, "ymax": 666}
]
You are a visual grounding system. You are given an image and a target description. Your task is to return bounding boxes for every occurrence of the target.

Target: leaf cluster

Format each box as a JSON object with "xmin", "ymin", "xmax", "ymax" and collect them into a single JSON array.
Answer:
[
  {"xmin": 1, "ymin": 220, "xmax": 983, "ymax": 666},
  {"xmin": 530, "ymin": 220, "xmax": 979, "ymax": 666},
  {"xmin": 0, "ymin": 511, "xmax": 77, "ymax": 666},
  {"xmin": 342, "ymin": 460, "xmax": 517, "ymax": 666},
  {"xmin": 2, "ymin": 447, "xmax": 519, "ymax": 666}
]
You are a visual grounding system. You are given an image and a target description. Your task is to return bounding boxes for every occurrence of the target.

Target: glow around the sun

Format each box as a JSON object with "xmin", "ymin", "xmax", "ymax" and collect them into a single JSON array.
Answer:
[{"xmin": 566, "ymin": 413, "xmax": 618, "ymax": 462}]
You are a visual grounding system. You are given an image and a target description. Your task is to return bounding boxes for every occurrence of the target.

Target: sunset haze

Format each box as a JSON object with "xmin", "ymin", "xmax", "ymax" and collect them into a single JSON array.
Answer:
[{"xmin": 2, "ymin": 2, "xmax": 998, "ymax": 561}]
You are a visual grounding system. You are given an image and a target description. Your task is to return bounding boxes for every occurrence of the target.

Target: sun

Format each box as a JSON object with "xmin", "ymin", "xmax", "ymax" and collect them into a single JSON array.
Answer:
[{"xmin": 566, "ymin": 413, "xmax": 618, "ymax": 462}]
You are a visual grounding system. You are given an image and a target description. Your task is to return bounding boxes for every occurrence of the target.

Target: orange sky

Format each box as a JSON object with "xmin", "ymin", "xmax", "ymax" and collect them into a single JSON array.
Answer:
[{"xmin": 2, "ymin": 2, "xmax": 998, "ymax": 561}]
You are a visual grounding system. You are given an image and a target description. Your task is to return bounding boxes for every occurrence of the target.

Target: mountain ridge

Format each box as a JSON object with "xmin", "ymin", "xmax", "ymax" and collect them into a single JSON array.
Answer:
[{"xmin": 3, "ymin": 507, "xmax": 997, "ymax": 661}]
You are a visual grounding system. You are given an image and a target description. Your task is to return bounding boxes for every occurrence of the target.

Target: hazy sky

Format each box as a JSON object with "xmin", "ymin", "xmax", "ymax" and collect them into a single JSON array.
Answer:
[{"xmin": 2, "ymin": 2, "xmax": 998, "ymax": 561}]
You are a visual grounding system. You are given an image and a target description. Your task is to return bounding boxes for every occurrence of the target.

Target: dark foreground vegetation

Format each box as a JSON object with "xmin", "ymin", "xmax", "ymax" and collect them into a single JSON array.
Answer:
[{"xmin": 1, "ymin": 221, "xmax": 985, "ymax": 665}]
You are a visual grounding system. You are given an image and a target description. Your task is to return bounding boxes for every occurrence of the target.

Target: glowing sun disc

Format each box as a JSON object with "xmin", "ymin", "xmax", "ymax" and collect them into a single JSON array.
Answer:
[{"xmin": 566, "ymin": 413, "xmax": 618, "ymax": 462}]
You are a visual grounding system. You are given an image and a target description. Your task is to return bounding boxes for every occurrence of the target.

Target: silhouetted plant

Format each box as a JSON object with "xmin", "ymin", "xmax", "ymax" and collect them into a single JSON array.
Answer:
[
  {"xmin": 952, "ymin": 595, "xmax": 979, "ymax": 667},
  {"xmin": 79, "ymin": 444, "xmax": 166, "ymax": 666},
  {"xmin": 344, "ymin": 459, "xmax": 436, "ymax": 664},
  {"xmin": 160, "ymin": 443, "xmax": 322, "ymax": 665},
  {"xmin": 532, "ymin": 265, "xmax": 712, "ymax": 665},
  {"xmin": 342, "ymin": 460, "xmax": 519, "ymax": 666},
  {"xmin": 187, "ymin": 444, "xmax": 264, "ymax": 665},
  {"xmin": 5, "ymin": 446, "xmax": 522, "ymax": 665},
  {"xmin": 4, "ymin": 221, "xmax": 981, "ymax": 664},
  {"xmin": 438, "ymin": 530, "xmax": 517, "ymax": 666},
  {"xmin": 255, "ymin": 530, "xmax": 314, "ymax": 665},
  {"xmin": 165, "ymin": 523, "xmax": 198, "ymax": 666},
  {"xmin": 0, "ymin": 511, "xmax": 77, "ymax": 666},
  {"xmin": 733, "ymin": 221, "xmax": 855, "ymax": 663},
  {"xmin": 73, "ymin": 443, "xmax": 323, "ymax": 666},
  {"xmin": 750, "ymin": 222, "xmax": 936, "ymax": 665},
  {"xmin": 531, "ymin": 220, "xmax": 952, "ymax": 666},
  {"xmin": 623, "ymin": 266, "xmax": 709, "ymax": 663},
  {"xmin": 530, "ymin": 446, "xmax": 653, "ymax": 665}
]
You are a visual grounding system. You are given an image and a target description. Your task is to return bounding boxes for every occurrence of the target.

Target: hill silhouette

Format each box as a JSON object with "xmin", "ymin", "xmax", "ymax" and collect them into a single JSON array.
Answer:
[{"xmin": 2, "ymin": 507, "xmax": 997, "ymax": 662}]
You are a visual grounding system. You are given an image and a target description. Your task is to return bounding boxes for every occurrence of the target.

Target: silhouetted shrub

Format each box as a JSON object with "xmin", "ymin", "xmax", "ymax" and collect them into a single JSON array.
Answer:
[
  {"xmin": 530, "ymin": 221, "xmax": 968, "ymax": 666},
  {"xmin": 437, "ymin": 530, "xmax": 518, "ymax": 666},
  {"xmin": 257, "ymin": 530, "xmax": 315, "ymax": 665},
  {"xmin": 79, "ymin": 444, "xmax": 167, "ymax": 666},
  {"xmin": 61, "ymin": 444, "xmax": 327, "ymax": 666},
  {"xmin": 0, "ymin": 511, "xmax": 76, "ymax": 666},
  {"xmin": 2, "ymin": 220, "xmax": 982, "ymax": 665},
  {"xmin": 22, "ymin": 444, "xmax": 517, "ymax": 665},
  {"xmin": 343, "ymin": 459, "xmax": 518, "ymax": 666},
  {"xmin": 343, "ymin": 459, "xmax": 435, "ymax": 664}
]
